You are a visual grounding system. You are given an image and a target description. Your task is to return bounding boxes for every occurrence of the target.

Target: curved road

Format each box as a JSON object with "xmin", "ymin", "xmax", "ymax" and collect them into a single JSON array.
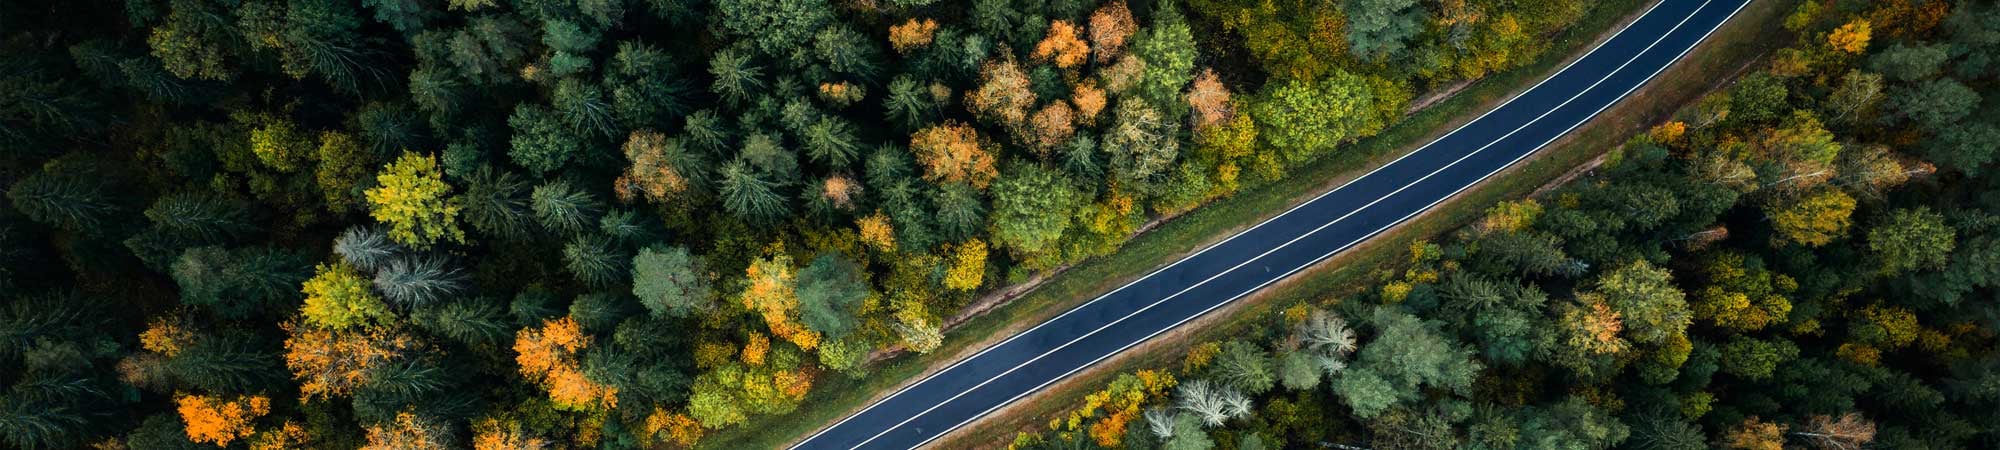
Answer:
[{"xmin": 795, "ymin": 0, "xmax": 1751, "ymax": 448}]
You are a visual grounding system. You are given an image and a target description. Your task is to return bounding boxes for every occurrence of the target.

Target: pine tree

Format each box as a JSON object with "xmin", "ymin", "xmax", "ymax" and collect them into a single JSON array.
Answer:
[
  {"xmin": 372, "ymin": 255, "xmax": 467, "ymax": 308},
  {"xmin": 144, "ymin": 192, "xmax": 253, "ymax": 243},
  {"xmin": 532, "ymin": 179, "xmax": 604, "ymax": 236},
  {"xmin": 564, "ymin": 234, "xmax": 628, "ymax": 287},
  {"xmin": 796, "ymin": 253, "xmax": 868, "ymax": 340},
  {"xmin": 707, "ymin": 47, "xmax": 764, "ymax": 106},
  {"xmin": 332, "ymin": 227, "xmax": 405, "ymax": 271},
  {"xmin": 718, "ymin": 160, "xmax": 789, "ymax": 222},
  {"xmin": 7, "ymin": 169, "xmax": 118, "ymax": 234},
  {"xmin": 802, "ymin": 117, "xmax": 861, "ymax": 167},
  {"xmin": 171, "ymin": 246, "xmax": 312, "ymax": 318},
  {"xmin": 461, "ymin": 166, "xmax": 536, "ymax": 239},
  {"xmin": 410, "ymin": 298, "xmax": 511, "ymax": 345}
]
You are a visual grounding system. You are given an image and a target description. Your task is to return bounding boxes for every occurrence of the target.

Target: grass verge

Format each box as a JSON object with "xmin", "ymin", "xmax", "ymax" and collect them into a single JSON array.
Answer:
[
  {"xmin": 698, "ymin": 0, "xmax": 1751, "ymax": 447},
  {"xmin": 928, "ymin": 0, "xmax": 1796, "ymax": 447}
]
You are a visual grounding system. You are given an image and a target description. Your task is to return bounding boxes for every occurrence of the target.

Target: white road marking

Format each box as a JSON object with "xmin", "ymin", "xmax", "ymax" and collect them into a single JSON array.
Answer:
[
  {"xmin": 904, "ymin": 2, "xmax": 1749, "ymax": 448},
  {"xmin": 791, "ymin": 0, "xmax": 1737, "ymax": 447}
]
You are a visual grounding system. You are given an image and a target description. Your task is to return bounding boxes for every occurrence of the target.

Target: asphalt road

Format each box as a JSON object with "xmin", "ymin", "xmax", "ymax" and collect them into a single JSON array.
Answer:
[{"xmin": 792, "ymin": 0, "xmax": 1751, "ymax": 448}]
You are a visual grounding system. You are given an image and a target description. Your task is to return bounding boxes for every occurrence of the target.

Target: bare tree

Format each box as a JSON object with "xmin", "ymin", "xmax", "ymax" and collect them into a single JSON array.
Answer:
[{"xmin": 1789, "ymin": 413, "xmax": 1875, "ymax": 450}]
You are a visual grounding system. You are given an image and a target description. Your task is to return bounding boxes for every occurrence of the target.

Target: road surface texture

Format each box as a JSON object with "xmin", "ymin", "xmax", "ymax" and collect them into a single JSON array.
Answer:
[{"xmin": 793, "ymin": 0, "xmax": 1750, "ymax": 448}]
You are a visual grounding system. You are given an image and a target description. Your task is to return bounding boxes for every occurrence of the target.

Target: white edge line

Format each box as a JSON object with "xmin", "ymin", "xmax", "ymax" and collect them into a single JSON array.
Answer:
[
  {"xmin": 901, "ymin": 0, "xmax": 1748, "ymax": 448},
  {"xmin": 786, "ymin": 0, "xmax": 1673, "ymax": 447}
]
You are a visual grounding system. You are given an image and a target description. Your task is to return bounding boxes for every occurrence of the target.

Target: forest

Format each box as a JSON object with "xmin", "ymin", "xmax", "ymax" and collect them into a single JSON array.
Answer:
[
  {"xmin": 1009, "ymin": 1, "xmax": 2000, "ymax": 449},
  {"xmin": 0, "ymin": 0, "xmax": 1603, "ymax": 447}
]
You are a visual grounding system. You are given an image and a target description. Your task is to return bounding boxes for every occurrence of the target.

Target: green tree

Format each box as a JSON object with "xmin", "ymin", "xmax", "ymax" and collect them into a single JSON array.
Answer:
[
  {"xmin": 508, "ymin": 104, "xmax": 582, "ymax": 175},
  {"xmin": 365, "ymin": 152, "xmax": 464, "ymax": 248},
  {"xmin": 1343, "ymin": 0, "xmax": 1424, "ymax": 59},
  {"xmin": 718, "ymin": 160, "xmax": 789, "ymax": 222},
  {"xmin": 1719, "ymin": 335, "xmax": 1800, "ymax": 381},
  {"xmin": 1890, "ymin": 78, "xmax": 1979, "ymax": 130},
  {"xmin": 707, "ymin": 47, "xmax": 764, "ymax": 106},
  {"xmin": 1868, "ymin": 207, "xmax": 1956, "ymax": 273},
  {"xmin": 931, "ymin": 182, "xmax": 985, "ymax": 242},
  {"xmin": 553, "ymin": 78, "xmax": 617, "ymax": 139},
  {"xmin": 564, "ymin": 235, "xmax": 627, "ymax": 287},
  {"xmin": 990, "ymin": 162, "xmax": 1084, "ymax": 267},
  {"xmin": 144, "ymin": 192, "xmax": 253, "ymax": 243},
  {"xmin": 713, "ymin": 0, "xmax": 833, "ymax": 59},
  {"xmin": 1132, "ymin": 4, "xmax": 1198, "ymax": 114},
  {"xmin": 1868, "ymin": 43, "xmax": 1949, "ymax": 81},
  {"xmin": 172, "ymin": 246, "xmax": 311, "ymax": 319},
  {"xmin": 796, "ymin": 253, "xmax": 868, "ymax": 340},
  {"xmin": 1250, "ymin": 70, "xmax": 1407, "ymax": 164},
  {"xmin": 1591, "ymin": 260, "xmax": 1689, "ymax": 345},
  {"xmin": 883, "ymin": 75, "xmax": 940, "ymax": 130},
  {"xmin": 1213, "ymin": 341, "xmax": 1276, "ymax": 394},
  {"xmin": 372, "ymin": 255, "xmax": 465, "ymax": 308},
  {"xmin": 461, "ymin": 167, "xmax": 536, "ymax": 239},
  {"xmin": 7, "ymin": 167, "xmax": 118, "ymax": 234},
  {"xmin": 802, "ymin": 116, "xmax": 861, "ymax": 167},
  {"xmin": 531, "ymin": 179, "xmax": 604, "ymax": 236},
  {"xmin": 1334, "ymin": 307, "xmax": 1481, "ymax": 419},
  {"xmin": 1728, "ymin": 74, "xmax": 1790, "ymax": 125},
  {"xmin": 632, "ymin": 246, "xmax": 712, "ymax": 318},
  {"xmin": 814, "ymin": 25, "xmax": 882, "ymax": 79}
]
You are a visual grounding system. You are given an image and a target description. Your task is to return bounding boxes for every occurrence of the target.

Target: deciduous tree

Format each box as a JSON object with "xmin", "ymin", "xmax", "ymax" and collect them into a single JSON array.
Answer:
[{"xmin": 366, "ymin": 152, "xmax": 463, "ymax": 248}]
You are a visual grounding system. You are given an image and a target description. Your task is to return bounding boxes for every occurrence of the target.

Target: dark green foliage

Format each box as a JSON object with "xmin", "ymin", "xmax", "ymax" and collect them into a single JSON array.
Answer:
[
  {"xmin": 931, "ymin": 182, "xmax": 986, "ymax": 242},
  {"xmin": 411, "ymin": 298, "xmax": 512, "ymax": 345},
  {"xmin": 1728, "ymin": 73, "xmax": 1790, "ymax": 125},
  {"xmin": 713, "ymin": 0, "xmax": 833, "ymax": 60},
  {"xmin": 608, "ymin": 42, "xmax": 691, "ymax": 127},
  {"xmin": 564, "ymin": 234, "xmax": 629, "ymax": 287},
  {"xmin": 531, "ymin": 179, "xmax": 604, "ymax": 235},
  {"xmin": 570, "ymin": 292, "xmax": 638, "ymax": 331},
  {"xmin": 462, "ymin": 167, "xmax": 537, "ymax": 239},
  {"xmin": 7, "ymin": 167, "xmax": 119, "ymax": 234},
  {"xmin": 143, "ymin": 192, "xmax": 253, "ymax": 243},
  {"xmin": 796, "ymin": 253, "xmax": 868, "ymax": 340},
  {"xmin": 1343, "ymin": 0, "xmax": 1424, "ymax": 60},
  {"xmin": 509, "ymin": 104, "xmax": 583, "ymax": 175},
  {"xmin": 1212, "ymin": 341, "xmax": 1276, "ymax": 395},
  {"xmin": 709, "ymin": 47, "xmax": 765, "ymax": 106},
  {"xmin": 1888, "ymin": 78, "xmax": 1979, "ymax": 130},
  {"xmin": 164, "ymin": 333, "xmax": 285, "ymax": 393},
  {"xmin": 554, "ymin": 77, "xmax": 618, "ymax": 139},
  {"xmin": 719, "ymin": 159, "xmax": 790, "ymax": 223},
  {"xmin": 884, "ymin": 75, "xmax": 940, "ymax": 130},
  {"xmin": 814, "ymin": 26, "xmax": 883, "ymax": 80},
  {"xmin": 802, "ymin": 117, "xmax": 862, "ymax": 167},
  {"xmin": 170, "ymin": 246, "xmax": 311, "ymax": 318}
]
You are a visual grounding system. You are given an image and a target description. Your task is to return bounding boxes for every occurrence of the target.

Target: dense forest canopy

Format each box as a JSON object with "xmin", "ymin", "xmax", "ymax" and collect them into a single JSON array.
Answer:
[
  {"xmin": 0, "ymin": 0, "xmax": 1604, "ymax": 447},
  {"xmin": 1011, "ymin": 1, "xmax": 2000, "ymax": 449}
]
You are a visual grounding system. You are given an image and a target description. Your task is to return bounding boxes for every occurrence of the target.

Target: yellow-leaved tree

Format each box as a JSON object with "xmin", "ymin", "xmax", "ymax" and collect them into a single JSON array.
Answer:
[{"xmin": 365, "ymin": 151, "xmax": 464, "ymax": 248}]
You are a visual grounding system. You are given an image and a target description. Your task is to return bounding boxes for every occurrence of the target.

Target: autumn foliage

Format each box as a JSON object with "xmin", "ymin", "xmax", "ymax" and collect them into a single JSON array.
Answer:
[
  {"xmin": 910, "ymin": 123, "xmax": 999, "ymax": 189},
  {"xmin": 176, "ymin": 394, "xmax": 270, "ymax": 446},
  {"xmin": 514, "ymin": 317, "xmax": 620, "ymax": 410},
  {"xmin": 1034, "ymin": 21, "xmax": 1091, "ymax": 69}
]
